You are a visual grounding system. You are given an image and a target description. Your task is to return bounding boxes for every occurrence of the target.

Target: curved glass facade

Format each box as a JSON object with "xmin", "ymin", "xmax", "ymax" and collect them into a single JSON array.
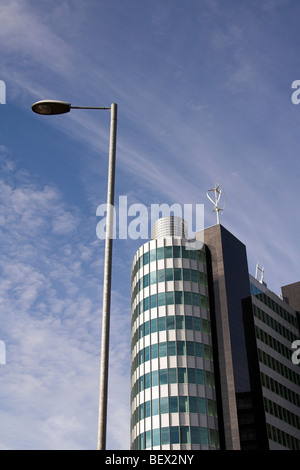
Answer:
[{"xmin": 130, "ymin": 235, "xmax": 219, "ymax": 450}]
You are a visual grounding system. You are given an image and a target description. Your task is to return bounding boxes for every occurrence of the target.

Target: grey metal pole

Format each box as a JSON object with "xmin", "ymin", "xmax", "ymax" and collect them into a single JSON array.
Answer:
[{"xmin": 97, "ymin": 103, "xmax": 117, "ymax": 450}]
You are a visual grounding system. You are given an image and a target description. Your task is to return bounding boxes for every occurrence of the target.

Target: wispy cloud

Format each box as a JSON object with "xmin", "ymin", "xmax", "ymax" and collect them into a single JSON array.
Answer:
[
  {"xmin": 0, "ymin": 152, "xmax": 130, "ymax": 449},
  {"xmin": 0, "ymin": 0, "xmax": 299, "ymax": 450}
]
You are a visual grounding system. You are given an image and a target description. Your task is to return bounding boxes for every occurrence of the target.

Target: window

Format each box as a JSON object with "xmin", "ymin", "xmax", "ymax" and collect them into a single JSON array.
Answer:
[
  {"xmin": 150, "ymin": 318, "xmax": 157, "ymax": 333},
  {"xmin": 210, "ymin": 429, "xmax": 217, "ymax": 448},
  {"xmin": 158, "ymin": 316, "xmax": 166, "ymax": 331},
  {"xmin": 139, "ymin": 375, "xmax": 144, "ymax": 392},
  {"xmin": 177, "ymin": 341, "xmax": 186, "ymax": 356},
  {"xmin": 175, "ymin": 291, "xmax": 183, "ymax": 304},
  {"xmin": 176, "ymin": 315, "xmax": 184, "ymax": 329},
  {"xmin": 139, "ymin": 349, "xmax": 144, "ymax": 364},
  {"xmin": 192, "ymin": 292, "xmax": 200, "ymax": 306},
  {"xmin": 150, "ymin": 249, "xmax": 156, "ymax": 262},
  {"xmin": 145, "ymin": 430, "xmax": 151, "ymax": 448},
  {"xmin": 205, "ymin": 371, "xmax": 214, "ymax": 388},
  {"xmin": 157, "ymin": 270, "xmax": 165, "ymax": 283},
  {"xmin": 191, "ymin": 427, "xmax": 200, "ymax": 444},
  {"xmin": 159, "ymin": 369, "xmax": 168, "ymax": 385},
  {"xmin": 188, "ymin": 368, "xmax": 196, "ymax": 383},
  {"xmin": 150, "ymin": 294, "xmax": 157, "ymax": 309},
  {"xmin": 158, "ymin": 292, "xmax": 165, "ymax": 306},
  {"xmin": 173, "ymin": 246, "xmax": 181, "ymax": 258},
  {"xmin": 166, "ymin": 316, "xmax": 175, "ymax": 330},
  {"xmin": 186, "ymin": 341, "xmax": 194, "ymax": 356},
  {"xmin": 200, "ymin": 427, "xmax": 209, "ymax": 445},
  {"xmin": 197, "ymin": 369, "xmax": 204, "ymax": 385},
  {"xmin": 144, "ymin": 346, "xmax": 150, "ymax": 362},
  {"xmin": 145, "ymin": 373, "xmax": 150, "ymax": 389},
  {"xmin": 160, "ymin": 397, "xmax": 169, "ymax": 414},
  {"xmin": 140, "ymin": 402, "xmax": 144, "ymax": 420},
  {"xmin": 184, "ymin": 292, "xmax": 192, "ymax": 305},
  {"xmin": 195, "ymin": 342, "xmax": 203, "ymax": 357},
  {"xmin": 152, "ymin": 398, "xmax": 159, "ymax": 415},
  {"xmin": 199, "ymin": 272, "xmax": 207, "ymax": 286},
  {"xmin": 191, "ymin": 270, "xmax": 198, "ymax": 283},
  {"xmin": 174, "ymin": 268, "xmax": 182, "ymax": 280},
  {"xmin": 166, "ymin": 291, "xmax": 174, "ymax": 305},
  {"xmin": 169, "ymin": 396, "xmax": 178, "ymax": 412},
  {"xmin": 157, "ymin": 247, "xmax": 164, "ymax": 260},
  {"xmin": 170, "ymin": 426, "xmax": 180, "ymax": 444},
  {"xmin": 185, "ymin": 316, "xmax": 193, "ymax": 330},
  {"xmin": 145, "ymin": 400, "xmax": 151, "ymax": 418},
  {"xmin": 178, "ymin": 368, "xmax": 187, "ymax": 383},
  {"xmin": 204, "ymin": 345, "xmax": 210, "ymax": 360},
  {"xmin": 207, "ymin": 399, "xmax": 214, "ymax": 416},
  {"xmin": 180, "ymin": 426, "xmax": 190, "ymax": 444},
  {"xmin": 183, "ymin": 269, "xmax": 191, "ymax": 281},
  {"xmin": 168, "ymin": 368, "xmax": 177, "ymax": 384},
  {"xmin": 159, "ymin": 342, "xmax": 167, "ymax": 357},
  {"xmin": 152, "ymin": 428, "xmax": 160, "ymax": 447},
  {"xmin": 202, "ymin": 319, "xmax": 210, "ymax": 334},
  {"xmin": 161, "ymin": 427, "xmax": 169, "ymax": 445},
  {"xmin": 165, "ymin": 268, "xmax": 173, "ymax": 281},
  {"xmin": 168, "ymin": 341, "xmax": 176, "ymax": 356},
  {"xmin": 201, "ymin": 295, "xmax": 209, "ymax": 309},
  {"xmin": 144, "ymin": 321, "xmax": 150, "ymax": 336},
  {"xmin": 151, "ymin": 343, "xmax": 158, "ymax": 359},
  {"xmin": 150, "ymin": 271, "xmax": 157, "ymax": 285},
  {"xmin": 152, "ymin": 370, "xmax": 158, "ymax": 387},
  {"xmin": 164, "ymin": 246, "xmax": 172, "ymax": 258},
  {"xmin": 189, "ymin": 396, "xmax": 198, "ymax": 413},
  {"xmin": 144, "ymin": 251, "xmax": 149, "ymax": 265},
  {"xmin": 198, "ymin": 397, "xmax": 206, "ymax": 414},
  {"xmin": 179, "ymin": 396, "xmax": 188, "ymax": 412},
  {"xmin": 139, "ymin": 324, "xmax": 144, "ymax": 339},
  {"xmin": 194, "ymin": 317, "xmax": 201, "ymax": 331}
]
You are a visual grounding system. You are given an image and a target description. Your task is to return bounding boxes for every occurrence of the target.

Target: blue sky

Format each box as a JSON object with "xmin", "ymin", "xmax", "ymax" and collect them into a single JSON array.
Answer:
[{"xmin": 0, "ymin": 0, "xmax": 299, "ymax": 450}]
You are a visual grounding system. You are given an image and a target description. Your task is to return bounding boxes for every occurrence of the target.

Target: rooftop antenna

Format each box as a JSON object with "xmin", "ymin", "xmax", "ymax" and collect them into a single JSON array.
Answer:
[
  {"xmin": 255, "ymin": 263, "xmax": 265, "ymax": 284},
  {"xmin": 206, "ymin": 183, "xmax": 225, "ymax": 224}
]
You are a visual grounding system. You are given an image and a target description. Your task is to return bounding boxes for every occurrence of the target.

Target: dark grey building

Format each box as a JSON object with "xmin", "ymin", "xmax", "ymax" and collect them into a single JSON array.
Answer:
[
  {"xmin": 245, "ymin": 276, "xmax": 300, "ymax": 449},
  {"xmin": 130, "ymin": 218, "xmax": 300, "ymax": 450}
]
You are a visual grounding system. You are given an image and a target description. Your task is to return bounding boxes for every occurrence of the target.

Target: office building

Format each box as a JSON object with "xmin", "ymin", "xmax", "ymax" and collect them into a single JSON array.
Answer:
[
  {"xmin": 244, "ymin": 276, "xmax": 300, "ymax": 449},
  {"xmin": 130, "ymin": 217, "xmax": 300, "ymax": 450}
]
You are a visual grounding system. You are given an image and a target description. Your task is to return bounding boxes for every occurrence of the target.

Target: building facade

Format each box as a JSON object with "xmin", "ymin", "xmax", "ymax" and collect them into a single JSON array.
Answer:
[
  {"xmin": 130, "ymin": 217, "xmax": 300, "ymax": 450},
  {"xmin": 244, "ymin": 276, "xmax": 300, "ymax": 449},
  {"xmin": 130, "ymin": 217, "xmax": 219, "ymax": 450}
]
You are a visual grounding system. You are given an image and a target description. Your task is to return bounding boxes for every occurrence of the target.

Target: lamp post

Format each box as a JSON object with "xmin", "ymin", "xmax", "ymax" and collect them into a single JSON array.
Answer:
[{"xmin": 32, "ymin": 100, "xmax": 117, "ymax": 450}]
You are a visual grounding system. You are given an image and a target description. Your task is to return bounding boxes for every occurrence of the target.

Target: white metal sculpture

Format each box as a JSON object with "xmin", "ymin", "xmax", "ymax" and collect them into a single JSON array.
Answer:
[{"xmin": 206, "ymin": 183, "xmax": 225, "ymax": 224}]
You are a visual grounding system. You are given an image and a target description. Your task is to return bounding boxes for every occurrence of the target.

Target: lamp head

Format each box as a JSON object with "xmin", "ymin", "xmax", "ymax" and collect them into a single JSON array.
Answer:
[{"xmin": 31, "ymin": 100, "xmax": 71, "ymax": 115}]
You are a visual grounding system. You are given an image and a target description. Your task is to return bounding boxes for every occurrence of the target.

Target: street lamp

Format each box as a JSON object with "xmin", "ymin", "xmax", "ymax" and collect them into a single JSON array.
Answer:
[{"xmin": 32, "ymin": 99, "xmax": 117, "ymax": 450}]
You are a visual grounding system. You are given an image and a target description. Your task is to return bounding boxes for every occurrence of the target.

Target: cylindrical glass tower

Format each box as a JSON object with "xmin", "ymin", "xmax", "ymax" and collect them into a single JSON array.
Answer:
[{"xmin": 130, "ymin": 217, "xmax": 219, "ymax": 450}]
